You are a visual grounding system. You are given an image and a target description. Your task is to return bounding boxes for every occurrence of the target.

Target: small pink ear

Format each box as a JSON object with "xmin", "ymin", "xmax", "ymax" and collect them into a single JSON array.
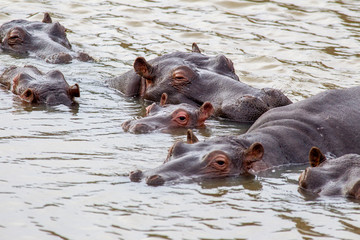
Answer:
[
  {"xmin": 133, "ymin": 57, "xmax": 154, "ymax": 80},
  {"xmin": 145, "ymin": 103, "xmax": 155, "ymax": 116},
  {"xmin": 197, "ymin": 102, "xmax": 214, "ymax": 126},
  {"xmin": 20, "ymin": 88, "xmax": 36, "ymax": 103},
  {"xmin": 309, "ymin": 147, "xmax": 326, "ymax": 167},
  {"xmin": 192, "ymin": 42, "xmax": 201, "ymax": 53},
  {"xmin": 186, "ymin": 129, "xmax": 199, "ymax": 144},
  {"xmin": 42, "ymin": 13, "xmax": 52, "ymax": 23},
  {"xmin": 160, "ymin": 93, "xmax": 168, "ymax": 106},
  {"xmin": 242, "ymin": 142, "xmax": 264, "ymax": 173},
  {"xmin": 68, "ymin": 84, "xmax": 80, "ymax": 98}
]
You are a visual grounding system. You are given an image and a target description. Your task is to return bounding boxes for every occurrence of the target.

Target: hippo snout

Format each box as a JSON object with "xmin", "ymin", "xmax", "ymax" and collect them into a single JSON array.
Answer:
[
  {"xmin": 146, "ymin": 175, "xmax": 165, "ymax": 186},
  {"xmin": 122, "ymin": 120, "xmax": 154, "ymax": 134},
  {"xmin": 121, "ymin": 120, "xmax": 131, "ymax": 131}
]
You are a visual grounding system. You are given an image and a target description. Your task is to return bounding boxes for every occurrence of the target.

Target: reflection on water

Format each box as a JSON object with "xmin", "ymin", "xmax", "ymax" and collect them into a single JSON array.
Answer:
[{"xmin": 1, "ymin": 0, "xmax": 360, "ymax": 239}]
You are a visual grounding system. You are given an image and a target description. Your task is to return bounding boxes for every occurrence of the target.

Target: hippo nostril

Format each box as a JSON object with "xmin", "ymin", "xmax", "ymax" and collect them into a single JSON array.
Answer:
[
  {"xmin": 46, "ymin": 52, "xmax": 72, "ymax": 64},
  {"xmin": 146, "ymin": 175, "xmax": 165, "ymax": 186},
  {"xmin": 121, "ymin": 120, "xmax": 132, "ymax": 131},
  {"xmin": 129, "ymin": 170, "xmax": 143, "ymax": 182},
  {"xmin": 132, "ymin": 123, "xmax": 151, "ymax": 134}
]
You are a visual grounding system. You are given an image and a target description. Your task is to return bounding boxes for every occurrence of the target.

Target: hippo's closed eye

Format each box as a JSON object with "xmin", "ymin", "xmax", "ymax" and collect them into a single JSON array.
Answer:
[{"xmin": 171, "ymin": 66, "xmax": 195, "ymax": 90}]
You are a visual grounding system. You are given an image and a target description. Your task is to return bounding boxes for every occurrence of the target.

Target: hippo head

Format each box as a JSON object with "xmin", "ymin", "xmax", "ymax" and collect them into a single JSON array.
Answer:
[
  {"xmin": 129, "ymin": 130, "xmax": 264, "ymax": 186},
  {"xmin": 2, "ymin": 65, "xmax": 80, "ymax": 106},
  {"xmin": 298, "ymin": 147, "xmax": 360, "ymax": 199},
  {"xmin": 116, "ymin": 43, "xmax": 239, "ymax": 104},
  {"xmin": 0, "ymin": 13, "xmax": 91, "ymax": 63},
  {"xmin": 122, "ymin": 93, "xmax": 214, "ymax": 133}
]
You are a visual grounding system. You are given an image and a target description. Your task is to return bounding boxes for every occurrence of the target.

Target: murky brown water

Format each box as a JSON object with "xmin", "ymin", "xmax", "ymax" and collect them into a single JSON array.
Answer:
[{"xmin": 1, "ymin": 0, "xmax": 360, "ymax": 239}]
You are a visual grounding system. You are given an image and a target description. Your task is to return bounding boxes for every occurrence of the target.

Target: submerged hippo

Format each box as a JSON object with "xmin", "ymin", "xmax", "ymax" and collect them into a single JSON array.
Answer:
[
  {"xmin": 0, "ymin": 13, "xmax": 92, "ymax": 64},
  {"xmin": 0, "ymin": 65, "xmax": 80, "ymax": 106},
  {"xmin": 130, "ymin": 86, "xmax": 360, "ymax": 186},
  {"xmin": 122, "ymin": 93, "xmax": 214, "ymax": 133},
  {"xmin": 108, "ymin": 43, "xmax": 291, "ymax": 122},
  {"xmin": 298, "ymin": 147, "xmax": 360, "ymax": 200}
]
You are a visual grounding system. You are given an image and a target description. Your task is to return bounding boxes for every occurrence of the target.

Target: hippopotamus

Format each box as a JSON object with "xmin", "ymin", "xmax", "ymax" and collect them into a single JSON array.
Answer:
[
  {"xmin": 0, "ymin": 65, "xmax": 80, "ymax": 106},
  {"xmin": 108, "ymin": 43, "xmax": 291, "ymax": 122},
  {"xmin": 129, "ymin": 86, "xmax": 360, "ymax": 186},
  {"xmin": 122, "ymin": 93, "xmax": 214, "ymax": 133},
  {"xmin": 0, "ymin": 13, "xmax": 92, "ymax": 64},
  {"xmin": 298, "ymin": 147, "xmax": 360, "ymax": 200}
]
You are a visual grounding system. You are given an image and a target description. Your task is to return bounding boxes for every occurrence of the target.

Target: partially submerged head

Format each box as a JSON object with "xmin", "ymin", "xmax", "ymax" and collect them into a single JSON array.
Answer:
[
  {"xmin": 112, "ymin": 43, "xmax": 239, "ymax": 104},
  {"xmin": 0, "ymin": 13, "xmax": 92, "ymax": 63},
  {"xmin": 122, "ymin": 93, "xmax": 214, "ymax": 133},
  {"xmin": 299, "ymin": 147, "xmax": 360, "ymax": 199},
  {"xmin": 129, "ymin": 130, "xmax": 264, "ymax": 186},
  {"xmin": 1, "ymin": 65, "xmax": 80, "ymax": 106}
]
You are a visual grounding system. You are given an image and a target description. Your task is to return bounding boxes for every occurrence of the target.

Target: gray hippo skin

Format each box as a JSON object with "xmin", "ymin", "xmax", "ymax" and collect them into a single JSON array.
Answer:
[
  {"xmin": 122, "ymin": 93, "xmax": 214, "ymax": 133},
  {"xmin": 0, "ymin": 13, "xmax": 92, "ymax": 64},
  {"xmin": 108, "ymin": 43, "xmax": 292, "ymax": 122},
  {"xmin": 0, "ymin": 65, "xmax": 80, "ymax": 106},
  {"xmin": 299, "ymin": 147, "xmax": 360, "ymax": 200},
  {"xmin": 130, "ymin": 86, "xmax": 360, "ymax": 186}
]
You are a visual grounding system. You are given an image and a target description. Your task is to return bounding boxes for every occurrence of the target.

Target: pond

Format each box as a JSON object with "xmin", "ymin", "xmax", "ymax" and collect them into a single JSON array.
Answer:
[{"xmin": 0, "ymin": 0, "xmax": 359, "ymax": 239}]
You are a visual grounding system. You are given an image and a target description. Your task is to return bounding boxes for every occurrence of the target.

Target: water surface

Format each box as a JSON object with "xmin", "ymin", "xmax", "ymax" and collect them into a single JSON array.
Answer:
[{"xmin": 0, "ymin": 0, "xmax": 359, "ymax": 239}]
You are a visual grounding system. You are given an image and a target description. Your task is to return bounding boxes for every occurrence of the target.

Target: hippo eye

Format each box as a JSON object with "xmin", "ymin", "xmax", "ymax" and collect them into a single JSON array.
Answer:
[
  {"xmin": 212, "ymin": 157, "xmax": 229, "ymax": 170},
  {"xmin": 171, "ymin": 66, "xmax": 194, "ymax": 90},
  {"xmin": 172, "ymin": 110, "xmax": 189, "ymax": 126},
  {"xmin": 205, "ymin": 151, "xmax": 230, "ymax": 171},
  {"xmin": 216, "ymin": 159, "xmax": 225, "ymax": 166}
]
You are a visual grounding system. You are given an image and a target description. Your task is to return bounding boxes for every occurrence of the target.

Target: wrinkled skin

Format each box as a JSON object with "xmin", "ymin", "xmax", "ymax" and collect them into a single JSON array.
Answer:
[
  {"xmin": 122, "ymin": 93, "xmax": 214, "ymax": 133},
  {"xmin": 0, "ymin": 13, "xmax": 92, "ymax": 64},
  {"xmin": 298, "ymin": 147, "xmax": 360, "ymax": 199},
  {"xmin": 130, "ymin": 86, "xmax": 360, "ymax": 186},
  {"xmin": 108, "ymin": 43, "xmax": 291, "ymax": 122},
  {"xmin": 0, "ymin": 65, "xmax": 80, "ymax": 106}
]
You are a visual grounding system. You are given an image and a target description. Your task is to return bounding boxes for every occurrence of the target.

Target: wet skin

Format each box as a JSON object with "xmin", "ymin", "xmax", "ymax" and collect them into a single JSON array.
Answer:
[
  {"xmin": 108, "ymin": 43, "xmax": 292, "ymax": 122},
  {"xmin": 298, "ymin": 147, "xmax": 360, "ymax": 200},
  {"xmin": 0, "ymin": 65, "xmax": 80, "ymax": 106},
  {"xmin": 122, "ymin": 93, "xmax": 214, "ymax": 133},
  {"xmin": 0, "ymin": 13, "xmax": 92, "ymax": 64},
  {"xmin": 130, "ymin": 86, "xmax": 360, "ymax": 186}
]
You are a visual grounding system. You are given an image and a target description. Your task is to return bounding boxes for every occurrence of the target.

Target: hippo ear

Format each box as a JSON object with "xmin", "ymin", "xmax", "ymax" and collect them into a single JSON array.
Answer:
[
  {"xmin": 192, "ymin": 43, "xmax": 201, "ymax": 53},
  {"xmin": 347, "ymin": 180, "xmax": 360, "ymax": 200},
  {"xmin": 42, "ymin": 13, "xmax": 53, "ymax": 23},
  {"xmin": 134, "ymin": 57, "xmax": 154, "ymax": 80},
  {"xmin": 160, "ymin": 93, "xmax": 168, "ymax": 106},
  {"xmin": 68, "ymin": 84, "xmax": 80, "ymax": 98},
  {"xmin": 242, "ymin": 142, "xmax": 264, "ymax": 172},
  {"xmin": 20, "ymin": 88, "xmax": 36, "ymax": 103},
  {"xmin": 309, "ymin": 147, "xmax": 326, "ymax": 167},
  {"xmin": 198, "ymin": 101, "xmax": 214, "ymax": 123},
  {"xmin": 186, "ymin": 129, "xmax": 199, "ymax": 144}
]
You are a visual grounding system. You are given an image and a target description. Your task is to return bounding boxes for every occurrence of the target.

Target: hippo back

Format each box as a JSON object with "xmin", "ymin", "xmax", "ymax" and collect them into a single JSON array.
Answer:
[{"xmin": 247, "ymin": 86, "xmax": 360, "ymax": 162}]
